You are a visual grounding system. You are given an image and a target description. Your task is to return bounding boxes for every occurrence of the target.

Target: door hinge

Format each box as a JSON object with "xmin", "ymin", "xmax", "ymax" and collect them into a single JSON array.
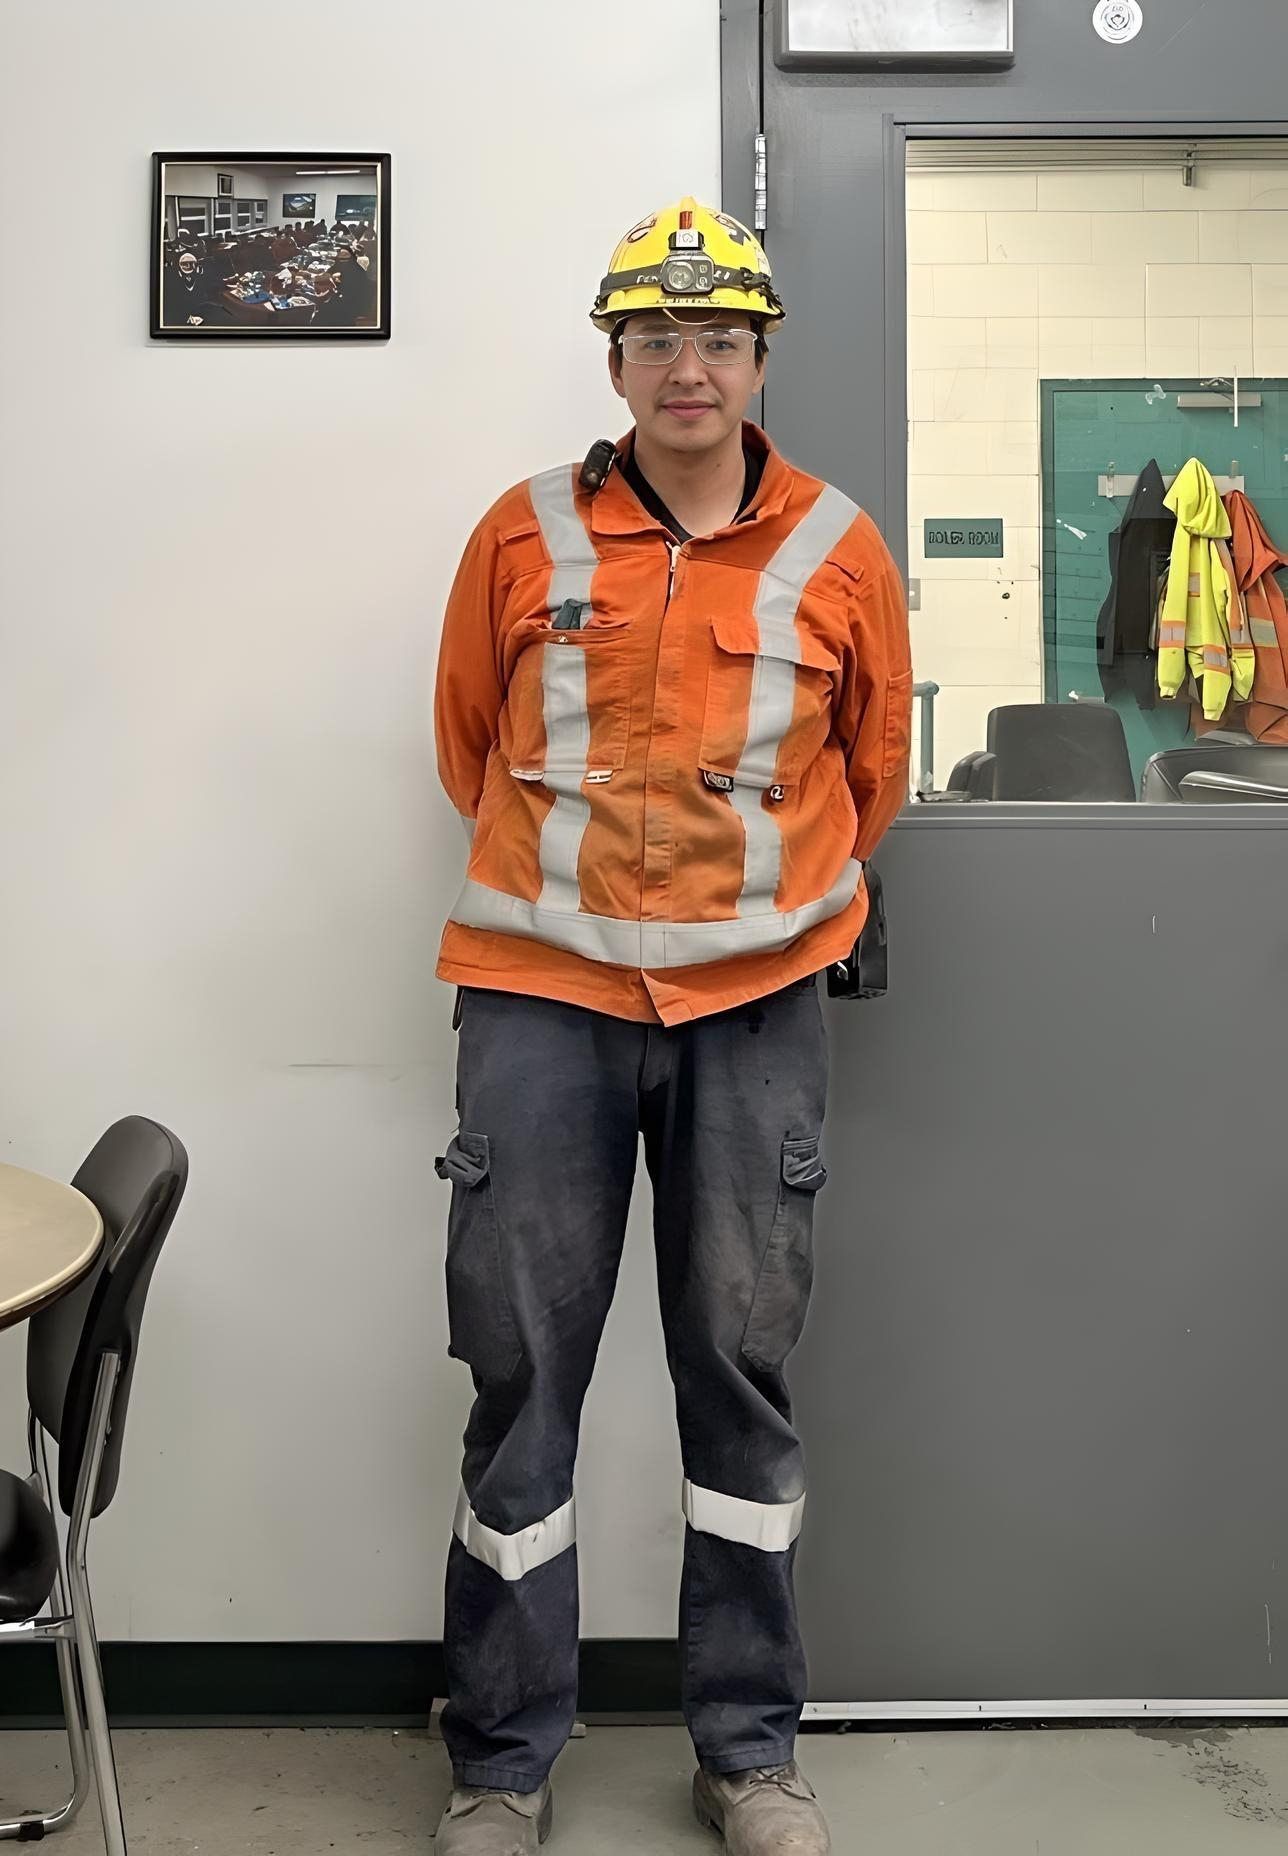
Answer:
[{"xmin": 754, "ymin": 132, "xmax": 767, "ymax": 232}]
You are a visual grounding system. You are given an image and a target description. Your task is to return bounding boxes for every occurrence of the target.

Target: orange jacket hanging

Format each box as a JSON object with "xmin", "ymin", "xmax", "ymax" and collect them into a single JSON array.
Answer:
[
  {"xmin": 1223, "ymin": 490, "xmax": 1288, "ymax": 744},
  {"xmin": 433, "ymin": 422, "xmax": 913, "ymax": 1026}
]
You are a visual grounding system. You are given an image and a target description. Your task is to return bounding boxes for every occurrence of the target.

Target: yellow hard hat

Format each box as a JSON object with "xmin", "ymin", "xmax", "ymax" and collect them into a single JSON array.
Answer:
[{"xmin": 590, "ymin": 196, "xmax": 783, "ymax": 335}]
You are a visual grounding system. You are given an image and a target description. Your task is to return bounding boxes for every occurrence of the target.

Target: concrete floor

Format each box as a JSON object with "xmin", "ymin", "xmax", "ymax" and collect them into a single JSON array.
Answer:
[{"xmin": 0, "ymin": 1722, "xmax": 1287, "ymax": 1851}]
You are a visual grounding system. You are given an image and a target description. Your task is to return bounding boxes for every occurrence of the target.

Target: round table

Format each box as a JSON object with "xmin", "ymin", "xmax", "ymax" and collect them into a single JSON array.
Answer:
[
  {"xmin": 0, "ymin": 1163, "xmax": 104, "ymax": 1333},
  {"xmin": 214, "ymin": 237, "xmax": 342, "ymax": 326},
  {"xmin": 217, "ymin": 283, "xmax": 320, "ymax": 326}
]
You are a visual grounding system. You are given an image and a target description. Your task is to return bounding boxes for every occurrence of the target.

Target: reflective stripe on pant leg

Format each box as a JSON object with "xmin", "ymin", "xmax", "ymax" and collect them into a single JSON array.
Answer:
[
  {"xmin": 682, "ymin": 1479, "xmax": 805, "ymax": 1553},
  {"xmin": 453, "ymin": 1485, "xmax": 577, "ymax": 1582}
]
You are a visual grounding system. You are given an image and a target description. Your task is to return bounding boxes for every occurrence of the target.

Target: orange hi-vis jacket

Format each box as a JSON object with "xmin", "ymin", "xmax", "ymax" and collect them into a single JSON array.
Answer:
[
  {"xmin": 433, "ymin": 423, "xmax": 913, "ymax": 1026},
  {"xmin": 1225, "ymin": 490, "xmax": 1288, "ymax": 743}
]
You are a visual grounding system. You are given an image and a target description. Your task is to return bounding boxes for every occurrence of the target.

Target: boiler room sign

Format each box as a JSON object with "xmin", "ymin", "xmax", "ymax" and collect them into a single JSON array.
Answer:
[{"xmin": 924, "ymin": 517, "xmax": 1004, "ymax": 559}]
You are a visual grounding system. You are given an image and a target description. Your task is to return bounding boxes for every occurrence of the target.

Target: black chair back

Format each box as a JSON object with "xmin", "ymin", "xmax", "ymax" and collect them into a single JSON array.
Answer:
[
  {"xmin": 1140, "ymin": 742, "xmax": 1288, "ymax": 802},
  {"xmin": 945, "ymin": 748, "xmax": 999, "ymax": 800},
  {"xmin": 26, "ymin": 1117, "xmax": 188, "ymax": 1519},
  {"xmin": 986, "ymin": 703, "xmax": 1135, "ymax": 802}
]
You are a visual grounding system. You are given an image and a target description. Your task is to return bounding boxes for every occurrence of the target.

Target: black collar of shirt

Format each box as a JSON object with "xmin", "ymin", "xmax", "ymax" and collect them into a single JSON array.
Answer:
[{"xmin": 620, "ymin": 440, "xmax": 765, "ymax": 544}]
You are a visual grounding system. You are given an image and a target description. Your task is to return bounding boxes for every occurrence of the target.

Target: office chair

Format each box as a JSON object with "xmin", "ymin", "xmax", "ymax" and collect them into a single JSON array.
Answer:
[
  {"xmin": 1140, "ymin": 742, "xmax": 1288, "ymax": 803},
  {"xmin": 986, "ymin": 703, "xmax": 1136, "ymax": 802},
  {"xmin": 0, "ymin": 1117, "xmax": 188, "ymax": 1853}
]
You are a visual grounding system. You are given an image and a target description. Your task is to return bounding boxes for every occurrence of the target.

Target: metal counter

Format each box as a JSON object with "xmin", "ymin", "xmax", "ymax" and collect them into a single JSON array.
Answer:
[{"xmin": 796, "ymin": 806, "xmax": 1288, "ymax": 1716}]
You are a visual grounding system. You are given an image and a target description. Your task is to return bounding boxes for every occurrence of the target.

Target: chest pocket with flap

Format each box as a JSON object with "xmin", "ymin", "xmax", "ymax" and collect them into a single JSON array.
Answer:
[
  {"xmin": 698, "ymin": 608, "xmax": 841, "ymax": 790},
  {"xmin": 502, "ymin": 584, "xmax": 633, "ymax": 784}
]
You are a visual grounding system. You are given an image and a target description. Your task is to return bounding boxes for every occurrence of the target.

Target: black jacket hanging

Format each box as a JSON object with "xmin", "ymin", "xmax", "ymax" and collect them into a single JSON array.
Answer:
[{"xmin": 1096, "ymin": 458, "xmax": 1175, "ymax": 708}]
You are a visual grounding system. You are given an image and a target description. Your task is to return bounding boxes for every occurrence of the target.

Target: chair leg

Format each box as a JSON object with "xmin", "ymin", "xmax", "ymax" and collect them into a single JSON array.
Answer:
[
  {"xmin": 67, "ymin": 1561, "xmax": 126, "ymax": 1856},
  {"xmin": 38, "ymin": 1419, "xmax": 93, "ymax": 1821},
  {"xmin": 0, "ymin": 1426, "xmax": 93, "ymax": 1841},
  {"xmin": 0, "ymin": 1639, "xmax": 90, "ymax": 1841},
  {"xmin": 67, "ymin": 1356, "xmax": 128, "ymax": 1856}
]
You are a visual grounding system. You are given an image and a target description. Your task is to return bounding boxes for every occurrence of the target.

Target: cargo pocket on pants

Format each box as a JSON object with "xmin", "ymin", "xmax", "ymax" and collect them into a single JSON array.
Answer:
[
  {"xmin": 741, "ymin": 1135, "xmax": 828, "ymax": 1374},
  {"xmin": 434, "ymin": 1130, "xmax": 523, "ymax": 1384}
]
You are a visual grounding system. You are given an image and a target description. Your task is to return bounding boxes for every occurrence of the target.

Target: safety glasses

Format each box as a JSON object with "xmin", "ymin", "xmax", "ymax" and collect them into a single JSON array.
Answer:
[{"xmin": 619, "ymin": 328, "xmax": 758, "ymax": 366}]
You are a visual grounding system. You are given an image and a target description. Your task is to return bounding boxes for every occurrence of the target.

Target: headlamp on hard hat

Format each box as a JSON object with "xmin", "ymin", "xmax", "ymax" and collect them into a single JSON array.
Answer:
[{"xmin": 658, "ymin": 228, "xmax": 714, "ymax": 298}]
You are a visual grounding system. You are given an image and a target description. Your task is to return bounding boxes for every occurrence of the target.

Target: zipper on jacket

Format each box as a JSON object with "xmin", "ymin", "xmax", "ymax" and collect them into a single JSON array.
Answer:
[{"xmin": 665, "ymin": 537, "xmax": 682, "ymax": 606}]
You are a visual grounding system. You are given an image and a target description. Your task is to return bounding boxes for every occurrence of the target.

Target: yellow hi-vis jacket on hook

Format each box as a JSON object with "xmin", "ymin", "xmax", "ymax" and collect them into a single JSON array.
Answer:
[{"xmin": 1157, "ymin": 457, "xmax": 1252, "ymax": 720}]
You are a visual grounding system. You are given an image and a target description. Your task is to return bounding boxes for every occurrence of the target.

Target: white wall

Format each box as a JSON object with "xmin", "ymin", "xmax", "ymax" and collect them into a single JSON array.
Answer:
[
  {"xmin": 907, "ymin": 155, "xmax": 1288, "ymax": 784},
  {"xmin": 0, "ymin": 0, "xmax": 720, "ymax": 1642}
]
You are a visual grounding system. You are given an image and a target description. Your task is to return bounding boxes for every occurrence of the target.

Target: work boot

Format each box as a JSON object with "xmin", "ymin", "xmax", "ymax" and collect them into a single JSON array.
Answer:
[
  {"xmin": 434, "ymin": 1780, "xmax": 553, "ymax": 1852},
  {"xmin": 693, "ymin": 1762, "xmax": 830, "ymax": 1854}
]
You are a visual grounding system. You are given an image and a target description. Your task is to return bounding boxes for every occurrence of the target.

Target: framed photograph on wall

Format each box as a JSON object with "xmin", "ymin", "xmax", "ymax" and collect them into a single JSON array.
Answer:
[{"xmin": 151, "ymin": 151, "xmax": 391, "ymax": 340}]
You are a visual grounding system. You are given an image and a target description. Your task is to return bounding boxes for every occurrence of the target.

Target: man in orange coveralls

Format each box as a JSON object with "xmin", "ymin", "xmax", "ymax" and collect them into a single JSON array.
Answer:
[{"xmin": 431, "ymin": 197, "xmax": 912, "ymax": 1856}]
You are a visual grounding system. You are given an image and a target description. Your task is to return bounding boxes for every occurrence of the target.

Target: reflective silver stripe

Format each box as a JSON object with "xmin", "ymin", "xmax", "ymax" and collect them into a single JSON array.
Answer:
[
  {"xmin": 460, "ymin": 814, "xmax": 477, "ymax": 842},
  {"xmin": 735, "ymin": 651, "xmax": 798, "ymax": 791},
  {"xmin": 527, "ymin": 465, "xmax": 600, "ymax": 911},
  {"xmin": 535, "ymin": 646, "xmax": 592, "ymax": 911},
  {"xmin": 453, "ymin": 1485, "xmax": 576, "ymax": 1582},
  {"xmin": 682, "ymin": 1478, "xmax": 805, "ymax": 1553},
  {"xmin": 753, "ymin": 482, "xmax": 860, "ymax": 665},
  {"xmin": 736, "ymin": 484, "xmax": 860, "ymax": 917},
  {"xmin": 729, "ymin": 779, "xmax": 782, "ymax": 915},
  {"xmin": 529, "ymin": 463, "xmax": 598, "ymax": 615},
  {"xmin": 1250, "ymin": 615, "xmax": 1279, "ymax": 647},
  {"xmin": 449, "ymin": 858, "xmax": 862, "ymax": 968}
]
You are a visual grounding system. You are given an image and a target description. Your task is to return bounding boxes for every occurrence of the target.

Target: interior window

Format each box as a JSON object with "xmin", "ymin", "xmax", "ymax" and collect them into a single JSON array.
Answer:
[{"xmin": 906, "ymin": 136, "xmax": 1288, "ymax": 807}]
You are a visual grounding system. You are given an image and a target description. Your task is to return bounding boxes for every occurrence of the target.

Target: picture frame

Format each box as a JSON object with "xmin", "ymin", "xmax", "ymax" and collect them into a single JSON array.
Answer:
[
  {"xmin": 776, "ymin": 0, "xmax": 1014, "ymax": 70},
  {"xmin": 151, "ymin": 151, "xmax": 391, "ymax": 340}
]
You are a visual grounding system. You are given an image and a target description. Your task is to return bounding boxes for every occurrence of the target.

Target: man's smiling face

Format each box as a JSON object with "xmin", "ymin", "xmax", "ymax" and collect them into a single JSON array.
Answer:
[{"xmin": 608, "ymin": 309, "xmax": 765, "ymax": 458}]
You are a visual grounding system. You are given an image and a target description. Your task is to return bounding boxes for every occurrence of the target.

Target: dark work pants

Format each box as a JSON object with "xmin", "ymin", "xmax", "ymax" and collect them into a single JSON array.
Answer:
[{"xmin": 434, "ymin": 978, "xmax": 829, "ymax": 1792}]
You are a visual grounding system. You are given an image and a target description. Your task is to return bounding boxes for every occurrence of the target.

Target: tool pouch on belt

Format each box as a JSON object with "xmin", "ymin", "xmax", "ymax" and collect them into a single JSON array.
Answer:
[{"xmin": 825, "ymin": 864, "xmax": 888, "ymax": 1001}]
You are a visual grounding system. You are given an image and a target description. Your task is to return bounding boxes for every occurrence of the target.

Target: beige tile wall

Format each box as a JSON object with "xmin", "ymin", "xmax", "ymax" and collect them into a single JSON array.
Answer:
[{"xmin": 906, "ymin": 161, "xmax": 1288, "ymax": 786}]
